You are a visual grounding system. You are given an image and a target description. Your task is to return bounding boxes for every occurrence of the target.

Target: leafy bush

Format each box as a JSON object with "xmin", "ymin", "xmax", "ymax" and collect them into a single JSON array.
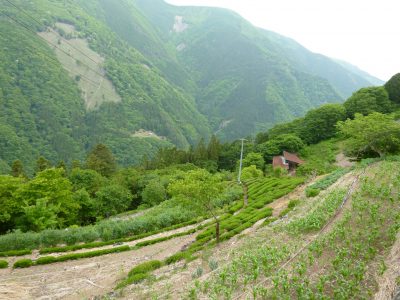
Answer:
[
  {"xmin": 128, "ymin": 260, "xmax": 162, "ymax": 276},
  {"xmin": 0, "ymin": 249, "xmax": 32, "ymax": 257},
  {"xmin": 36, "ymin": 256, "xmax": 57, "ymax": 265},
  {"xmin": 116, "ymin": 273, "xmax": 149, "ymax": 289},
  {"xmin": 0, "ymin": 260, "xmax": 8, "ymax": 268},
  {"xmin": 13, "ymin": 259, "xmax": 33, "ymax": 268},
  {"xmin": 306, "ymin": 188, "xmax": 320, "ymax": 198}
]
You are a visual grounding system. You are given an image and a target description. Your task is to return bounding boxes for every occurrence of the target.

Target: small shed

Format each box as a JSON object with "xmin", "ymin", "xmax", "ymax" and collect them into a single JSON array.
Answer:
[{"xmin": 272, "ymin": 151, "xmax": 304, "ymax": 174}]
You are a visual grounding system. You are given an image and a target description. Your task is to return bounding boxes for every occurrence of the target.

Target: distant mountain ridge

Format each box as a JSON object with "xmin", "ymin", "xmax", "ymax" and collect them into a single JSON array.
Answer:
[{"xmin": 0, "ymin": 0, "xmax": 382, "ymax": 172}]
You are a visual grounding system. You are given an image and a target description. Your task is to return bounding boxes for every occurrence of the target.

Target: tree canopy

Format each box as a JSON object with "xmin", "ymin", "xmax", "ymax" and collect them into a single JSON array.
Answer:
[
  {"xmin": 86, "ymin": 144, "xmax": 117, "ymax": 177},
  {"xmin": 343, "ymin": 86, "xmax": 392, "ymax": 118},
  {"xmin": 384, "ymin": 73, "xmax": 400, "ymax": 104},
  {"xmin": 337, "ymin": 112, "xmax": 400, "ymax": 158}
]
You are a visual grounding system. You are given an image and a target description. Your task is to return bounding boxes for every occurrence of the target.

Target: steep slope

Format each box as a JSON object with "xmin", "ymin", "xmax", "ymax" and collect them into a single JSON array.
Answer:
[
  {"xmin": 0, "ymin": 0, "xmax": 381, "ymax": 171},
  {"xmin": 135, "ymin": 0, "xmax": 380, "ymax": 139},
  {"xmin": 0, "ymin": 0, "xmax": 210, "ymax": 172}
]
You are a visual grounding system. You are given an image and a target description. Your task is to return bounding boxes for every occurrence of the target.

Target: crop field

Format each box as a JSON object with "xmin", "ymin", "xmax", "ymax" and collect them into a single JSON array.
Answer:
[{"xmin": 188, "ymin": 161, "xmax": 400, "ymax": 299}]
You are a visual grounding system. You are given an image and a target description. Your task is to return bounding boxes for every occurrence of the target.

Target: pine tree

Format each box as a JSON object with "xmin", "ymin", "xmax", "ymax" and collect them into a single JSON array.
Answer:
[
  {"xmin": 36, "ymin": 156, "xmax": 51, "ymax": 174},
  {"xmin": 11, "ymin": 160, "xmax": 25, "ymax": 177},
  {"xmin": 86, "ymin": 144, "xmax": 117, "ymax": 177},
  {"xmin": 207, "ymin": 135, "xmax": 221, "ymax": 161}
]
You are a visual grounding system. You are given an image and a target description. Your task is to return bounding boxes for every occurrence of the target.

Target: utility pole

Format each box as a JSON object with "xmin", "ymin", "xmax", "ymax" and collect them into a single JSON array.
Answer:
[{"xmin": 237, "ymin": 138, "xmax": 246, "ymax": 183}]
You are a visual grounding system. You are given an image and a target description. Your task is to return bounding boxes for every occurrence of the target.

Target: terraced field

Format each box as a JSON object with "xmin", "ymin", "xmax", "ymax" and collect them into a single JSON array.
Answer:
[{"xmin": 2, "ymin": 162, "xmax": 399, "ymax": 300}]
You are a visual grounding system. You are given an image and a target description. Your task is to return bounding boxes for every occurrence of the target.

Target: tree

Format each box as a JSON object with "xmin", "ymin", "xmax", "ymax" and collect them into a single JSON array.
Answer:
[
  {"xmin": 301, "ymin": 104, "xmax": 346, "ymax": 144},
  {"xmin": 241, "ymin": 152, "xmax": 265, "ymax": 170},
  {"xmin": 385, "ymin": 73, "xmax": 400, "ymax": 103},
  {"xmin": 11, "ymin": 160, "xmax": 25, "ymax": 177},
  {"xmin": 86, "ymin": 144, "xmax": 117, "ymax": 177},
  {"xmin": 36, "ymin": 156, "xmax": 51, "ymax": 174},
  {"xmin": 337, "ymin": 112, "xmax": 400, "ymax": 158},
  {"xmin": 193, "ymin": 138, "xmax": 208, "ymax": 163},
  {"xmin": 207, "ymin": 135, "xmax": 221, "ymax": 161},
  {"xmin": 14, "ymin": 168, "xmax": 79, "ymax": 231},
  {"xmin": 344, "ymin": 86, "xmax": 392, "ymax": 118},
  {"xmin": 141, "ymin": 180, "xmax": 167, "ymax": 207},
  {"xmin": 69, "ymin": 168, "xmax": 106, "ymax": 197},
  {"xmin": 241, "ymin": 165, "xmax": 263, "ymax": 181},
  {"xmin": 0, "ymin": 175, "xmax": 24, "ymax": 233},
  {"xmin": 95, "ymin": 184, "xmax": 132, "ymax": 218},
  {"xmin": 168, "ymin": 169, "xmax": 224, "ymax": 243},
  {"xmin": 257, "ymin": 134, "xmax": 305, "ymax": 161}
]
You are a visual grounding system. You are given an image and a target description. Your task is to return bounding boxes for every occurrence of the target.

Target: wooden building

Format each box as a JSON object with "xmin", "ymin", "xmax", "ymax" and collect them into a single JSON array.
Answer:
[{"xmin": 272, "ymin": 151, "xmax": 304, "ymax": 174}]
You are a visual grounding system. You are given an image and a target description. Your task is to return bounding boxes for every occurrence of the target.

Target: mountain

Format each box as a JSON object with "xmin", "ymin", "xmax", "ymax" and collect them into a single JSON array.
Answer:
[
  {"xmin": 0, "ymin": 0, "xmax": 380, "ymax": 172},
  {"xmin": 333, "ymin": 58, "xmax": 385, "ymax": 86}
]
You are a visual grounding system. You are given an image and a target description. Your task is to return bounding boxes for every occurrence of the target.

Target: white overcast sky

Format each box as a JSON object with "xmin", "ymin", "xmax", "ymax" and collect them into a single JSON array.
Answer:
[{"xmin": 166, "ymin": 0, "xmax": 400, "ymax": 81}]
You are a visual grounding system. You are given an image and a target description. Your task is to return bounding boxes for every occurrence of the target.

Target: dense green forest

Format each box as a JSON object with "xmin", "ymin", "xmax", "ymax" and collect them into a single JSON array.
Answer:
[{"xmin": 0, "ymin": 0, "xmax": 383, "ymax": 173}]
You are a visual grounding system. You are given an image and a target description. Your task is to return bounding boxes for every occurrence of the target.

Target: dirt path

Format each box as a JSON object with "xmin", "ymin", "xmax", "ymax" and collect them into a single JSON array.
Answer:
[
  {"xmin": 336, "ymin": 152, "xmax": 353, "ymax": 168},
  {"xmin": 0, "ymin": 234, "xmax": 197, "ymax": 300}
]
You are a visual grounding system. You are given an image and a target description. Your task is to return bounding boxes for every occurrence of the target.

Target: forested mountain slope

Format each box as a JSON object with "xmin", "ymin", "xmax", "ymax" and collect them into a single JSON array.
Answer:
[{"xmin": 0, "ymin": 0, "xmax": 381, "ymax": 172}]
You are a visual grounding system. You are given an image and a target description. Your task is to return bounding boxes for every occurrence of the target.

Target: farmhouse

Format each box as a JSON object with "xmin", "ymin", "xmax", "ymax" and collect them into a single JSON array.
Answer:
[{"xmin": 272, "ymin": 151, "xmax": 304, "ymax": 174}]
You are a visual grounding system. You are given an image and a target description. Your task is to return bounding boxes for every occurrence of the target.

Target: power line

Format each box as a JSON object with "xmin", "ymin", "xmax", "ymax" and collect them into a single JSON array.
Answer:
[
  {"xmin": 4, "ymin": 0, "xmax": 100, "ymax": 66},
  {"xmin": 0, "ymin": 11, "xmax": 120, "ymax": 102}
]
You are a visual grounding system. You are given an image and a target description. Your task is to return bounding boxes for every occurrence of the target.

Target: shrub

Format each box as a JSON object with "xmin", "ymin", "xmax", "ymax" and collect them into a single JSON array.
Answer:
[
  {"xmin": 0, "ymin": 260, "xmax": 8, "ymax": 268},
  {"xmin": 128, "ymin": 260, "xmax": 162, "ymax": 276},
  {"xmin": 288, "ymin": 199, "xmax": 300, "ymax": 209},
  {"xmin": 36, "ymin": 256, "xmax": 57, "ymax": 265},
  {"xmin": 306, "ymin": 188, "xmax": 320, "ymax": 198},
  {"xmin": 0, "ymin": 249, "xmax": 32, "ymax": 257},
  {"xmin": 165, "ymin": 252, "xmax": 190, "ymax": 265},
  {"xmin": 208, "ymin": 259, "xmax": 218, "ymax": 271},
  {"xmin": 116, "ymin": 273, "xmax": 149, "ymax": 289},
  {"xmin": 13, "ymin": 259, "xmax": 33, "ymax": 268},
  {"xmin": 192, "ymin": 266, "xmax": 203, "ymax": 279}
]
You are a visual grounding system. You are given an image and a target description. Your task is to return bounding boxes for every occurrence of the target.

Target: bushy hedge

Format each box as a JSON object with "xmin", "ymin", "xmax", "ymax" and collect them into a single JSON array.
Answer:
[
  {"xmin": 13, "ymin": 259, "xmax": 33, "ymax": 268},
  {"xmin": 306, "ymin": 188, "xmax": 320, "ymax": 198},
  {"xmin": 0, "ymin": 202, "xmax": 198, "ymax": 252},
  {"xmin": 39, "ymin": 219, "xmax": 200, "ymax": 255},
  {"xmin": 0, "ymin": 260, "xmax": 8, "ymax": 268},
  {"xmin": 0, "ymin": 249, "xmax": 32, "ymax": 257},
  {"xmin": 116, "ymin": 260, "xmax": 162, "ymax": 289}
]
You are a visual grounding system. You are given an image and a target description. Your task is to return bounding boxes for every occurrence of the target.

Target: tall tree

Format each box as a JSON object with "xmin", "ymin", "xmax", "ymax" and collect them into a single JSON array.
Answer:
[
  {"xmin": 385, "ymin": 73, "xmax": 400, "ymax": 104},
  {"xmin": 35, "ymin": 156, "xmax": 51, "ymax": 174},
  {"xmin": 11, "ymin": 160, "xmax": 25, "ymax": 178},
  {"xmin": 86, "ymin": 144, "xmax": 117, "ymax": 177},
  {"xmin": 207, "ymin": 135, "xmax": 221, "ymax": 161},
  {"xmin": 168, "ymin": 169, "xmax": 224, "ymax": 243}
]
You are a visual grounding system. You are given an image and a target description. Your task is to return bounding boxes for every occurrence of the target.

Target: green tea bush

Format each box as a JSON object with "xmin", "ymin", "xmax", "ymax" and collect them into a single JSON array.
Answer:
[
  {"xmin": 0, "ymin": 249, "xmax": 32, "ymax": 257},
  {"xmin": 128, "ymin": 260, "xmax": 162, "ymax": 276},
  {"xmin": 0, "ymin": 260, "xmax": 8, "ymax": 268},
  {"xmin": 36, "ymin": 256, "xmax": 57, "ymax": 265},
  {"xmin": 306, "ymin": 188, "xmax": 320, "ymax": 198},
  {"xmin": 116, "ymin": 273, "xmax": 149, "ymax": 289},
  {"xmin": 13, "ymin": 259, "xmax": 33, "ymax": 268}
]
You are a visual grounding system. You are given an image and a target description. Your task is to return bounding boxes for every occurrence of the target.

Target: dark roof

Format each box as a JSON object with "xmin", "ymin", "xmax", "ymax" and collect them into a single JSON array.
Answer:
[
  {"xmin": 272, "ymin": 156, "xmax": 289, "ymax": 169},
  {"xmin": 283, "ymin": 151, "xmax": 304, "ymax": 164}
]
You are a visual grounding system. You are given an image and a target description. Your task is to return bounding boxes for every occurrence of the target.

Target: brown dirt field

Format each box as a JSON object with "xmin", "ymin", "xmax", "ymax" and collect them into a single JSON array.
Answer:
[{"xmin": 0, "ymin": 234, "xmax": 197, "ymax": 300}]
